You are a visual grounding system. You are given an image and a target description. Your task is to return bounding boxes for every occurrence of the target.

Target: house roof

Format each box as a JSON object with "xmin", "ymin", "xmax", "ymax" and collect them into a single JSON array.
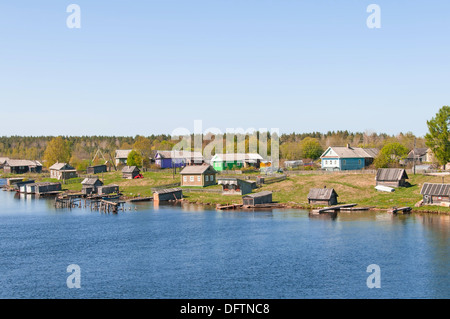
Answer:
[
  {"xmin": 179, "ymin": 164, "xmax": 216, "ymax": 175},
  {"xmin": 122, "ymin": 166, "xmax": 140, "ymax": 173},
  {"xmin": 242, "ymin": 191, "xmax": 272, "ymax": 198},
  {"xmin": 81, "ymin": 178, "xmax": 103, "ymax": 186},
  {"xmin": 211, "ymin": 153, "xmax": 264, "ymax": 162},
  {"xmin": 152, "ymin": 187, "xmax": 182, "ymax": 194},
  {"xmin": 376, "ymin": 168, "xmax": 408, "ymax": 181},
  {"xmin": 321, "ymin": 146, "xmax": 379, "ymax": 159},
  {"xmin": 5, "ymin": 159, "xmax": 42, "ymax": 167},
  {"xmin": 0, "ymin": 157, "xmax": 9, "ymax": 163},
  {"xmin": 115, "ymin": 149, "xmax": 132, "ymax": 159},
  {"xmin": 307, "ymin": 188, "xmax": 338, "ymax": 200},
  {"xmin": 406, "ymin": 148, "xmax": 429, "ymax": 159},
  {"xmin": 49, "ymin": 162, "xmax": 75, "ymax": 171},
  {"xmin": 420, "ymin": 183, "xmax": 450, "ymax": 196},
  {"xmin": 217, "ymin": 177, "xmax": 253, "ymax": 185},
  {"xmin": 156, "ymin": 150, "xmax": 203, "ymax": 160}
]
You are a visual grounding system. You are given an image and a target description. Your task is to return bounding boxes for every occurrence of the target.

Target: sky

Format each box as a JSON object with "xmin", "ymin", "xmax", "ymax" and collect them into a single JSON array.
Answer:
[{"xmin": 0, "ymin": 0, "xmax": 449, "ymax": 137}]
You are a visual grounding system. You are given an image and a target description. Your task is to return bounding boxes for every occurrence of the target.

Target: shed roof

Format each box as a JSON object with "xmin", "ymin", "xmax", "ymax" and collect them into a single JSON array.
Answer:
[
  {"xmin": 153, "ymin": 187, "xmax": 182, "ymax": 194},
  {"xmin": 307, "ymin": 188, "xmax": 338, "ymax": 200},
  {"xmin": 0, "ymin": 157, "xmax": 9, "ymax": 163},
  {"xmin": 420, "ymin": 183, "xmax": 450, "ymax": 196},
  {"xmin": 179, "ymin": 164, "xmax": 216, "ymax": 175},
  {"xmin": 122, "ymin": 166, "xmax": 140, "ymax": 173},
  {"xmin": 376, "ymin": 168, "xmax": 408, "ymax": 181},
  {"xmin": 242, "ymin": 191, "xmax": 272, "ymax": 198},
  {"xmin": 49, "ymin": 162, "xmax": 75, "ymax": 171},
  {"xmin": 5, "ymin": 159, "xmax": 42, "ymax": 167},
  {"xmin": 81, "ymin": 177, "xmax": 103, "ymax": 186},
  {"xmin": 217, "ymin": 177, "xmax": 253, "ymax": 185},
  {"xmin": 115, "ymin": 149, "xmax": 132, "ymax": 159}
]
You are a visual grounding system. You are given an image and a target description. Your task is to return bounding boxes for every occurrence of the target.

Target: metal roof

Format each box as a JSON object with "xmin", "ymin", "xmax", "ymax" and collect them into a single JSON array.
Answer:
[
  {"xmin": 321, "ymin": 146, "xmax": 379, "ymax": 159},
  {"xmin": 376, "ymin": 168, "xmax": 408, "ymax": 181},
  {"xmin": 179, "ymin": 164, "xmax": 216, "ymax": 174},
  {"xmin": 307, "ymin": 188, "xmax": 338, "ymax": 200},
  {"xmin": 420, "ymin": 183, "xmax": 450, "ymax": 196}
]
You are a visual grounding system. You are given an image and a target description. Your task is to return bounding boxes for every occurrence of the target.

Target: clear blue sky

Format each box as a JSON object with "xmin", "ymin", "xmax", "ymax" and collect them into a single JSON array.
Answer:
[{"xmin": 1, "ymin": 1, "xmax": 449, "ymax": 137}]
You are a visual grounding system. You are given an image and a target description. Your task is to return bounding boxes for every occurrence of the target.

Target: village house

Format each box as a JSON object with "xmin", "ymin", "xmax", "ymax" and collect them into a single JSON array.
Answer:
[
  {"xmin": 217, "ymin": 177, "xmax": 255, "ymax": 195},
  {"xmin": 153, "ymin": 188, "xmax": 183, "ymax": 201},
  {"xmin": 49, "ymin": 162, "xmax": 78, "ymax": 180},
  {"xmin": 179, "ymin": 164, "xmax": 217, "ymax": 187},
  {"xmin": 242, "ymin": 191, "xmax": 273, "ymax": 206},
  {"xmin": 320, "ymin": 145, "xmax": 379, "ymax": 171},
  {"xmin": 115, "ymin": 149, "xmax": 132, "ymax": 166},
  {"xmin": 375, "ymin": 168, "xmax": 409, "ymax": 188},
  {"xmin": 420, "ymin": 183, "xmax": 450, "ymax": 206},
  {"xmin": 404, "ymin": 148, "xmax": 433, "ymax": 165},
  {"xmin": 307, "ymin": 187, "xmax": 339, "ymax": 206},
  {"xmin": 154, "ymin": 150, "xmax": 204, "ymax": 168},
  {"xmin": 81, "ymin": 177, "xmax": 104, "ymax": 195},
  {"xmin": 122, "ymin": 166, "xmax": 141, "ymax": 179},
  {"xmin": 86, "ymin": 164, "xmax": 108, "ymax": 175},
  {"xmin": 210, "ymin": 153, "xmax": 264, "ymax": 172},
  {"xmin": 3, "ymin": 159, "xmax": 43, "ymax": 174}
]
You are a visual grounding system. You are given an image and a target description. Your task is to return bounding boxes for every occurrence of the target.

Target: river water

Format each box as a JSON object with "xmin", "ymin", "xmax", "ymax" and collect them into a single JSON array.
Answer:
[{"xmin": 0, "ymin": 179, "xmax": 448, "ymax": 299}]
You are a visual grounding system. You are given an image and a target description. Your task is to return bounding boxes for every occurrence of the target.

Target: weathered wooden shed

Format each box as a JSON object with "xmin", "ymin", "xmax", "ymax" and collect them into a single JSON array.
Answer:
[
  {"xmin": 218, "ymin": 177, "xmax": 254, "ymax": 195},
  {"xmin": 307, "ymin": 187, "xmax": 339, "ymax": 206},
  {"xmin": 17, "ymin": 180, "xmax": 35, "ymax": 193},
  {"xmin": 153, "ymin": 188, "xmax": 183, "ymax": 201},
  {"xmin": 26, "ymin": 182, "xmax": 61, "ymax": 195},
  {"xmin": 242, "ymin": 191, "xmax": 273, "ymax": 206},
  {"xmin": 376, "ymin": 168, "xmax": 409, "ymax": 188},
  {"xmin": 3, "ymin": 159, "xmax": 43, "ymax": 174},
  {"xmin": 86, "ymin": 164, "xmax": 108, "ymax": 175},
  {"xmin": 97, "ymin": 184, "xmax": 120, "ymax": 196},
  {"xmin": 49, "ymin": 162, "xmax": 78, "ymax": 180},
  {"xmin": 81, "ymin": 177, "xmax": 104, "ymax": 195},
  {"xmin": 420, "ymin": 183, "xmax": 450, "ymax": 205},
  {"xmin": 122, "ymin": 166, "xmax": 141, "ymax": 179}
]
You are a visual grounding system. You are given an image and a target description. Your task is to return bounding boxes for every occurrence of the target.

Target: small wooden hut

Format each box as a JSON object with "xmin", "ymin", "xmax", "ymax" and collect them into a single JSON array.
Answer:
[
  {"xmin": 307, "ymin": 187, "xmax": 338, "ymax": 206},
  {"xmin": 218, "ymin": 177, "xmax": 255, "ymax": 195},
  {"xmin": 153, "ymin": 188, "xmax": 183, "ymax": 201},
  {"xmin": 97, "ymin": 184, "xmax": 120, "ymax": 196},
  {"xmin": 49, "ymin": 163, "xmax": 78, "ymax": 180},
  {"xmin": 122, "ymin": 166, "xmax": 141, "ymax": 179},
  {"xmin": 86, "ymin": 164, "xmax": 108, "ymax": 175},
  {"xmin": 376, "ymin": 168, "xmax": 409, "ymax": 188},
  {"xmin": 242, "ymin": 191, "xmax": 273, "ymax": 206},
  {"xmin": 420, "ymin": 183, "xmax": 450, "ymax": 205},
  {"xmin": 81, "ymin": 177, "xmax": 104, "ymax": 195},
  {"xmin": 26, "ymin": 182, "xmax": 61, "ymax": 195}
]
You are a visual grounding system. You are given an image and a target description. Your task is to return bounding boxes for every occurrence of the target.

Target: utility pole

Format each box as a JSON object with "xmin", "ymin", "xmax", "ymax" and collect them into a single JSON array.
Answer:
[{"xmin": 413, "ymin": 138, "xmax": 416, "ymax": 175}]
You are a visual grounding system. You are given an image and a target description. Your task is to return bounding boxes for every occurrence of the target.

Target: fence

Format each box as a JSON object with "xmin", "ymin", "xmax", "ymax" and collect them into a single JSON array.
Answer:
[
  {"xmin": 262, "ymin": 175, "xmax": 287, "ymax": 184},
  {"xmin": 151, "ymin": 182, "xmax": 181, "ymax": 192},
  {"xmin": 181, "ymin": 188, "xmax": 223, "ymax": 194}
]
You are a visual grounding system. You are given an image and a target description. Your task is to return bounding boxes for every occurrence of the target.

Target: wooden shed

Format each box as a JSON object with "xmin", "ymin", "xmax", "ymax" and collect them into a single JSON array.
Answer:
[
  {"xmin": 218, "ymin": 177, "xmax": 255, "ymax": 195},
  {"xmin": 153, "ymin": 188, "xmax": 183, "ymax": 201},
  {"xmin": 26, "ymin": 182, "xmax": 61, "ymax": 195},
  {"xmin": 307, "ymin": 187, "xmax": 338, "ymax": 206},
  {"xmin": 180, "ymin": 164, "xmax": 217, "ymax": 187},
  {"xmin": 86, "ymin": 164, "xmax": 108, "ymax": 175},
  {"xmin": 49, "ymin": 162, "xmax": 78, "ymax": 180},
  {"xmin": 376, "ymin": 168, "xmax": 409, "ymax": 188},
  {"xmin": 242, "ymin": 191, "xmax": 273, "ymax": 206},
  {"xmin": 420, "ymin": 183, "xmax": 450, "ymax": 205},
  {"xmin": 81, "ymin": 177, "xmax": 104, "ymax": 195},
  {"xmin": 97, "ymin": 184, "xmax": 120, "ymax": 196},
  {"xmin": 3, "ymin": 159, "xmax": 42, "ymax": 174},
  {"xmin": 122, "ymin": 166, "xmax": 141, "ymax": 179}
]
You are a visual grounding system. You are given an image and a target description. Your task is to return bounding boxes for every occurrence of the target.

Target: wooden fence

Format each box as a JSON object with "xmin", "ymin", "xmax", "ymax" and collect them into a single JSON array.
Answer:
[{"xmin": 182, "ymin": 188, "xmax": 223, "ymax": 194}]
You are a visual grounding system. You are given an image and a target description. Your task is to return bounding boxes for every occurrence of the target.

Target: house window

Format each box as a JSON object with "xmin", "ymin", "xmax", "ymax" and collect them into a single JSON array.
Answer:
[
  {"xmin": 205, "ymin": 175, "xmax": 209, "ymax": 182},
  {"xmin": 358, "ymin": 159, "xmax": 361, "ymax": 165},
  {"xmin": 210, "ymin": 175, "xmax": 214, "ymax": 181},
  {"xmin": 190, "ymin": 176, "xmax": 194, "ymax": 182},
  {"xmin": 197, "ymin": 176, "xmax": 201, "ymax": 182},
  {"xmin": 183, "ymin": 176, "xmax": 187, "ymax": 182}
]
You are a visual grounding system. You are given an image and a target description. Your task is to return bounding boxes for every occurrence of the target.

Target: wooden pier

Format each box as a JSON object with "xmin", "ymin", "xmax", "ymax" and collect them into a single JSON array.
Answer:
[{"xmin": 312, "ymin": 203, "xmax": 358, "ymax": 214}]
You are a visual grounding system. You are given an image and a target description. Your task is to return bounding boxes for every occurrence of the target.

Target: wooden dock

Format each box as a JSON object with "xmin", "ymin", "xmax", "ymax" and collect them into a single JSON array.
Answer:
[
  {"xmin": 312, "ymin": 203, "xmax": 358, "ymax": 214},
  {"xmin": 216, "ymin": 204, "xmax": 243, "ymax": 210},
  {"xmin": 388, "ymin": 206, "xmax": 412, "ymax": 214},
  {"xmin": 127, "ymin": 196, "xmax": 153, "ymax": 202}
]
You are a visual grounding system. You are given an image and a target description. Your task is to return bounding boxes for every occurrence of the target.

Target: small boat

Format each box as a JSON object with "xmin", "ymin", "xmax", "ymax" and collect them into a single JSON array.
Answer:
[{"xmin": 388, "ymin": 206, "xmax": 412, "ymax": 214}]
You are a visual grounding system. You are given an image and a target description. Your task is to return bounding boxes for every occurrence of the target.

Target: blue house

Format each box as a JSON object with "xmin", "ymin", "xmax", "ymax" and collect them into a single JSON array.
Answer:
[
  {"xmin": 320, "ymin": 145, "xmax": 378, "ymax": 171},
  {"xmin": 154, "ymin": 150, "xmax": 203, "ymax": 169}
]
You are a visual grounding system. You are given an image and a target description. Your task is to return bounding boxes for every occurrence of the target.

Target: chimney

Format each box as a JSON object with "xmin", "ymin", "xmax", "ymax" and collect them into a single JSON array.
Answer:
[{"xmin": 346, "ymin": 143, "xmax": 350, "ymax": 149}]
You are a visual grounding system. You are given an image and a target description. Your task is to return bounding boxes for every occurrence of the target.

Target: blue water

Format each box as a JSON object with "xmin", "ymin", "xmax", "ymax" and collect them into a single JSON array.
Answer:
[{"xmin": 0, "ymin": 179, "xmax": 449, "ymax": 299}]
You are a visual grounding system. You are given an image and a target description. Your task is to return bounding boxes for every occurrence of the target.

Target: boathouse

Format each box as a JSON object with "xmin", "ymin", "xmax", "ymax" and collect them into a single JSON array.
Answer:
[
  {"xmin": 97, "ymin": 184, "xmax": 120, "ymax": 196},
  {"xmin": 26, "ymin": 182, "xmax": 61, "ymax": 195},
  {"xmin": 122, "ymin": 166, "xmax": 141, "ymax": 179},
  {"xmin": 376, "ymin": 168, "xmax": 409, "ymax": 188},
  {"xmin": 242, "ymin": 191, "xmax": 273, "ymax": 206},
  {"xmin": 152, "ymin": 188, "xmax": 183, "ymax": 201},
  {"xmin": 420, "ymin": 183, "xmax": 450, "ymax": 205},
  {"xmin": 179, "ymin": 164, "xmax": 217, "ymax": 187},
  {"xmin": 17, "ymin": 180, "xmax": 35, "ymax": 193},
  {"xmin": 49, "ymin": 162, "xmax": 78, "ymax": 180},
  {"xmin": 307, "ymin": 187, "xmax": 339, "ymax": 206},
  {"xmin": 218, "ymin": 177, "xmax": 255, "ymax": 195},
  {"xmin": 86, "ymin": 164, "xmax": 108, "ymax": 175},
  {"xmin": 81, "ymin": 177, "xmax": 104, "ymax": 195}
]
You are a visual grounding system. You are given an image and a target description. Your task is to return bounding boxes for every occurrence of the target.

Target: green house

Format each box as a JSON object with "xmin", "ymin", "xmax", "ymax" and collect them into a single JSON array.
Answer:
[{"xmin": 210, "ymin": 153, "xmax": 263, "ymax": 172}]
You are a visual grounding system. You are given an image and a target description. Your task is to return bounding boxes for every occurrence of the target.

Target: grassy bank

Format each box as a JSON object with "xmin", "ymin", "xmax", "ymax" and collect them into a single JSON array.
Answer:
[{"xmin": 2, "ymin": 170, "xmax": 449, "ymax": 213}]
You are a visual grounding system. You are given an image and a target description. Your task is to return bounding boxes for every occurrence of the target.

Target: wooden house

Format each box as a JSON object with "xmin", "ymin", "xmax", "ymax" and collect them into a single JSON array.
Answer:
[
  {"xmin": 86, "ymin": 164, "xmax": 108, "ymax": 175},
  {"xmin": 242, "ymin": 191, "xmax": 273, "ymax": 206},
  {"xmin": 49, "ymin": 162, "xmax": 78, "ymax": 180},
  {"xmin": 26, "ymin": 182, "xmax": 61, "ymax": 195},
  {"xmin": 3, "ymin": 159, "xmax": 43, "ymax": 174},
  {"xmin": 153, "ymin": 188, "xmax": 183, "ymax": 201},
  {"xmin": 307, "ymin": 187, "xmax": 339, "ymax": 206},
  {"xmin": 180, "ymin": 164, "xmax": 217, "ymax": 187},
  {"xmin": 404, "ymin": 148, "xmax": 433, "ymax": 165},
  {"xmin": 81, "ymin": 177, "xmax": 104, "ymax": 195},
  {"xmin": 122, "ymin": 166, "xmax": 141, "ymax": 179},
  {"xmin": 154, "ymin": 150, "xmax": 204, "ymax": 168},
  {"xmin": 376, "ymin": 168, "xmax": 409, "ymax": 188},
  {"xmin": 210, "ymin": 153, "xmax": 263, "ymax": 171},
  {"xmin": 0, "ymin": 157, "xmax": 9, "ymax": 169},
  {"xmin": 420, "ymin": 183, "xmax": 450, "ymax": 205},
  {"xmin": 320, "ymin": 145, "xmax": 379, "ymax": 171},
  {"xmin": 115, "ymin": 149, "xmax": 132, "ymax": 166},
  {"xmin": 97, "ymin": 184, "xmax": 120, "ymax": 196},
  {"xmin": 218, "ymin": 177, "xmax": 255, "ymax": 195}
]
